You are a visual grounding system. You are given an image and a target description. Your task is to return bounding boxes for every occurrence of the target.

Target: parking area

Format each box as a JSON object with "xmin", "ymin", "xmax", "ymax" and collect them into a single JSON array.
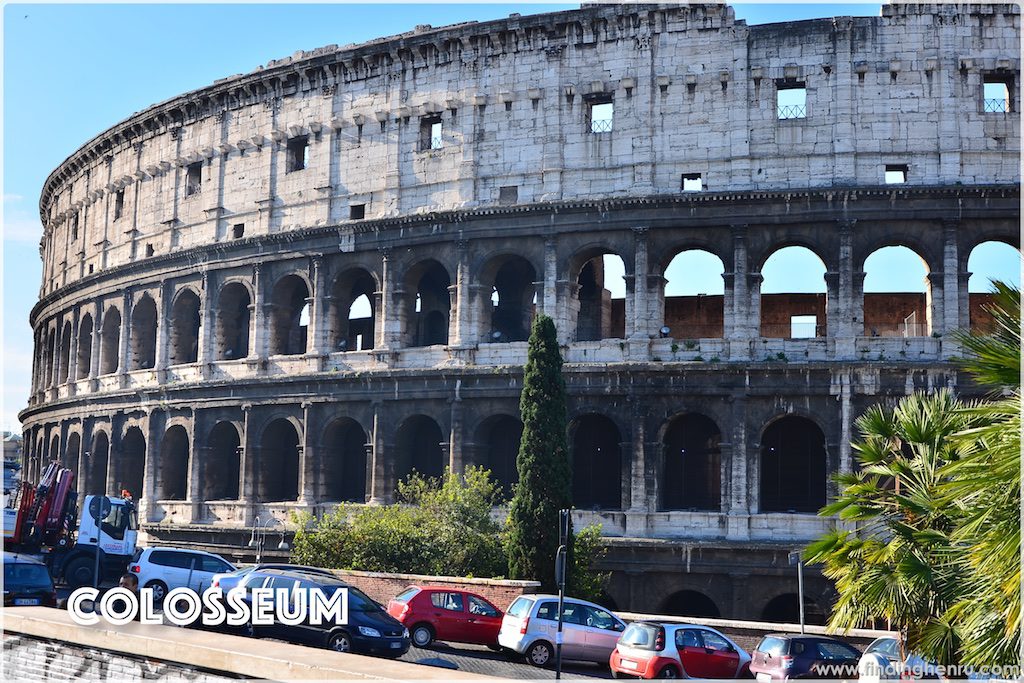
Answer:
[{"xmin": 398, "ymin": 640, "xmax": 611, "ymax": 679}]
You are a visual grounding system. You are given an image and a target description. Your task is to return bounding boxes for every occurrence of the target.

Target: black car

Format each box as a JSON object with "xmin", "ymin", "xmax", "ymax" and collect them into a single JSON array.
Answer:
[
  {"xmin": 237, "ymin": 568, "xmax": 410, "ymax": 656},
  {"xmin": 4, "ymin": 552, "xmax": 57, "ymax": 607},
  {"xmin": 211, "ymin": 562, "xmax": 337, "ymax": 592}
]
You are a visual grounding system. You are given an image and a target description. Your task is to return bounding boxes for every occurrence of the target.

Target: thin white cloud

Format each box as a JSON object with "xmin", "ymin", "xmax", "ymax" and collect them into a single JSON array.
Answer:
[
  {"xmin": 3, "ymin": 194, "xmax": 24, "ymax": 203},
  {"xmin": 2, "ymin": 213, "xmax": 43, "ymax": 243}
]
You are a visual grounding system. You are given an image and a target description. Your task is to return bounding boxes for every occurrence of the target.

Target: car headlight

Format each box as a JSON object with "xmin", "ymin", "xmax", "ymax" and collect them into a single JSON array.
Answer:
[{"xmin": 357, "ymin": 626, "xmax": 381, "ymax": 638}]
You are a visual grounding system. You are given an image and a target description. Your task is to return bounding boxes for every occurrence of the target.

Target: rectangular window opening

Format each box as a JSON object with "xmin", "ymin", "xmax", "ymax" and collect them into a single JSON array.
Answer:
[
  {"xmin": 286, "ymin": 136, "xmax": 310, "ymax": 172},
  {"xmin": 145, "ymin": 244, "xmax": 154, "ymax": 258},
  {"xmin": 71, "ymin": 213, "xmax": 79, "ymax": 240},
  {"xmin": 419, "ymin": 116, "xmax": 443, "ymax": 151},
  {"xmin": 790, "ymin": 315, "xmax": 817, "ymax": 339},
  {"xmin": 885, "ymin": 164, "xmax": 908, "ymax": 184},
  {"xmin": 185, "ymin": 162, "xmax": 202, "ymax": 197},
  {"xmin": 113, "ymin": 189, "xmax": 125, "ymax": 221},
  {"xmin": 984, "ymin": 74, "xmax": 1014, "ymax": 113},
  {"xmin": 349, "ymin": 204, "xmax": 366, "ymax": 220},
  {"xmin": 587, "ymin": 95, "xmax": 614, "ymax": 134},
  {"xmin": 498, "ymin": 186, "xmax": 518, "ymax": 205},
  {"xmin": 681, "ymin": 173, "xmax": 703, "ymax": 192},
  {"xmin": 776, "ymin": 82, "xmax": 807, "ymax": 120},
  {"xmin": 232, "ymin": 223, "xmax": 245, "ymax": 239}
]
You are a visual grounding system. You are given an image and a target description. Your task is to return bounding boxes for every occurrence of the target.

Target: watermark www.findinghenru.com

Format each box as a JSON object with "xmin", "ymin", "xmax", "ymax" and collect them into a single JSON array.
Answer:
[
  {"xmin": 824, "ymin": 660, "xmax": 1023, "ymax": 680},
  {"xmin": 67, "ymin": 586, "xmax": 349, "ymax": 627}
]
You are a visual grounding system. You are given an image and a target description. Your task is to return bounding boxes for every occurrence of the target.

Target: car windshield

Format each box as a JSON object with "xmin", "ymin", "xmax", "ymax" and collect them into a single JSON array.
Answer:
[
  {"xmin": 393, "ymin": 587, "xmax": 418, "ymax": 603},
  {"xmin": 621, "ymin": 623, "xmax": 658, "ymax": 647},
  {"xmin": 758, "ymin": 637, "xmax": 789, "ymax": 656},
  {"xmin": 816, "ymin": 641, "xmax": 860, "ymax": 660},
  {"xmin": 5, "ymin": 563, "xmax": 53, "ymax": 590},
  {"xmin": 506, "ymin": 596, "xmax": 533, "ymax": 618},
  {"xmin": 333, "ymin": 586, "xmax": 381, "ymax": 612}
]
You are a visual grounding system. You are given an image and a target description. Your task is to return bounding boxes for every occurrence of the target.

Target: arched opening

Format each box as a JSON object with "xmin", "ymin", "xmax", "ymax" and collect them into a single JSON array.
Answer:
[
  {"xmin": 760, "ymin": 416, "xmax": 827, "ymax": 513},
  {"xmin": 49, "ymin": 435, "xmax": 60, "ymax": 465},
  {"xmin": 483, "ymin": 256, "xmax": 537, "ymax": 343},
  {"xmin": 129, "ymin": 296, "xmax": 157, "ymax": 370},
  {"xmin": 76, "ymin": 314, "xmax": 93, "ymax": 379},
  {"xmin": 322, "ymin": 418, "xmax": 368, "ymax": 502},
  {"xmin": 474, "ymin": 415, "xmax": 522, "ymax": 497},
  {"xmin": 269, "ymin": 275, "xmax": 311, "ymax": 356},
  {"xmin": 87, "ymin": 432, "xmax": 109, "ymax": 495},
  {"xmin": 258, "ymin": 419, "xmax": 300, "ymax": 502},
  {"xmin": 159, "ymin": 426, "xmax": 190, "ymax": 500},
  {"xmin": 330, "ymin": 269, "xmax": 376, "ymax": 352},
  {"xmin": 575, "ymin": 253, "xmax": 626, "ymax": 341},
  {"xmin": 216, "ymin": 282, "xmax": 251, "ymax": 360},
  {"xmin": 662, "ymin": 250, "xmax": 725, "ymax": 339},
  {"xmin": 44, "ymin": 328, "xmax": 55, "ymax": 387},
  {"xmin": 404, "ymin": 261, "xmax": 451, "ymax": 347},
  {"xmin": 118, "ymin": 426, "xmax": 146, "ymax": 499},
  {"xmin": 760, "ymin": 247, "xmax": 827, "ymax": 338},
  {"xmin": 660, "ymin": 590, "xmax": 721, "ymax": 619},
  {"xmin": 863, "ymin": 246, "xmax": 930, "ymax": 337},
  {"xmin": 761, "ymin": 594, "xmax": 827, "ymax": 625},
  {"xmin": 66, "ymin": 433, "xmax": 81, "ymax": 482},
  {"xmin": 100, "ymin": 308, "xmax": 122, "ymax": 374},
  {"xmin": 968, "ymin": 240, "xmax": 1022, "ymax": 332},
  {"xmin": 661, "ymin": 414, "xmax": 722, "ymax": 511},
  {"xmin": 58, "ymin": 321, "xmax": 72, "ymax": 384},
  {"xmin": 205, "ymin": 422, "xmax": 240, "ymax": 500},
  {"xmin": 571, "ymin": 414, "xmax": 622, "ymax": 510},
  {"xmin": 169, "ymin": 290, "xmax": 201, "ymax": 365},
  {"xmin": 395, "ymin": 415, "xmax": 444, "ymax": 488}
]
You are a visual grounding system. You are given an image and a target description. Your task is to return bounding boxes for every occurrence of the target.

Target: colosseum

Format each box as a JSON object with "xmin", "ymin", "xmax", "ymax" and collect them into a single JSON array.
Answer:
[{"xmin": 20, "ymin": 3, "xmax": 1020, "ymax": 620}]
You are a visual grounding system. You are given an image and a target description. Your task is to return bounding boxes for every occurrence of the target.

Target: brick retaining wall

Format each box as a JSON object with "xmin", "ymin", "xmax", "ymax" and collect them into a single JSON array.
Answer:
[{"xmin": 321, "ymin": 568, "xmax": 541, "ymax": 611}]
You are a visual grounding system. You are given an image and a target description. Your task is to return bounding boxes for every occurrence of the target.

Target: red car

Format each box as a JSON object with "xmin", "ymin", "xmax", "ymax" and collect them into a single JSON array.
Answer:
[{"xmin": 386, "ymin": 585, "xmax": 504, "ymax": 648}]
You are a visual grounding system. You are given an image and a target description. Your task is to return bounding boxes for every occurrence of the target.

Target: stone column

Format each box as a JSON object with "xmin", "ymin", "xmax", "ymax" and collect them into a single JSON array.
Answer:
[
  {"xmin": 630, "ymin": 226, "xmax": 651, "ymax": 342},
  {"xmin": 451, "ymin": 238, "xmax": 473, "ymax": 348},
  {"xmin": 941, "ymin": 219, "xmax": 964, "ymax": 336},
  {"xmin": 67, "ymin": 309, "xmax": 80, "ymax": 393},
  {"xmin": 726, "ymin": 395, "xmax": 750, "ymax": 540},
  {"xmin": 190, "ymin": 445, "xmax": 210, "ymax": 524},
  {"xmin": 239, "ymin": 405, "xmax": 257, "ymax": 516},
  {"xmin": 378, "ymin": 247, "xmax": 402, "ymax": 351},
  {"xmin": 449, "ymin": 394, "xmax": 463, "ymax": 474},
  {"xmin": 118, "ymin": 292, "xmax": 131, "ymax": 384},
  {"xmin": 625, "ymin": 408, "xmax": 649, "ymax": 536},
  {"xmin": 726, "ymin": 224, "xmax": 753, "ymax": 360},
  {"xmin": 299, "ymin": 402, "xmax": 316, "ymax": 504},
  {"xmin": 926, "ymin": 271, "xmax": 945, "ymax": 338},
  {"xmin": 88, "ymin": 301, "xmax": 101, "ymax": 388},
  {"xmin": 542, "ymin": 236, "xmax": 558, "ymax": 318},
  {"xmin": 140, "ymin": 412, "xmax": 161, "ymax": 523},
  {"xmin": 369, "ymin": 403, "xmax": 388, "ymax": 504},
  {"xmin": 830, "ymin": 218, "xmax": 858, "ymax": 358},
  {"xmin": 248, "ymin": 263, "xmax": 267, "ymax": 361},
  {"xmin": 155, "ymin": 280, "xmax": 171, "ymax": 378},
  {"xmin": 197, "ymin": 270, "xmax": 214, "ymax": 369},
  {"xmin": 307, "ymin": 255, "xmax": 327, "ymax": 360},
  {"xmin": 555, "ymin": 279, "xmax": 580, "ymax": 346},
  {"xmin": 747, "ymin": 272, "xmax": 763, "ymax": 341}
]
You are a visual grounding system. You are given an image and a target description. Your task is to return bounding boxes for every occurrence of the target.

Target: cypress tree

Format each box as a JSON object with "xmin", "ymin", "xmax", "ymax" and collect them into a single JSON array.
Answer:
[{"xmin": 506, "ymin": 314, "xmax": 572, "ymax": 591}]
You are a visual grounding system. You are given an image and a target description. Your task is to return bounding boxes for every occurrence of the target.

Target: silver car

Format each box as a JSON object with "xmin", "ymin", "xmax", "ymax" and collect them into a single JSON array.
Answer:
[{"xmin": 498, "ymin": 594, "xmax": 626, "ymax": 667}]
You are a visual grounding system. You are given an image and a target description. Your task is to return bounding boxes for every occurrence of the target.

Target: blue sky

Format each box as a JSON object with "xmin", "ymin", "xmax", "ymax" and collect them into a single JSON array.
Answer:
[{"xmin": 2, "ymin": 3, "xmax": 1019, "ymax": 432}]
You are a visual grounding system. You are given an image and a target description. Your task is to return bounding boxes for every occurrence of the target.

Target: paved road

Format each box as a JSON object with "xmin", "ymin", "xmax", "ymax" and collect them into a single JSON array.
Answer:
[{"xmin": 398, "ymin": 640, "xmax": 612, "ymax": 680}]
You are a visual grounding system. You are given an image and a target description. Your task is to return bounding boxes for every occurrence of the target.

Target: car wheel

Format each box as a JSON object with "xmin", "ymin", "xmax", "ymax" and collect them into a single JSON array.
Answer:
[
  {"xmin": 410, "ymin": 623, "xmax": 435, "ymax": 648},
  {"xmin": 145, "ymin": 580, "xmax": 168, "ymax": 604},
  {"xmin": 63, "ymin": 557, "xmax": 95, "ymax": 588},
  {"xmin": 527, "ymin": 640, "xmax": 554, "ymax": 667},
  {"xmin": 658, "ymin": 665, "xmax": 681, "ymax": 679},
  {"xmin": 328, "ymin": 631, "xmax": 352, "ymax": 653}
]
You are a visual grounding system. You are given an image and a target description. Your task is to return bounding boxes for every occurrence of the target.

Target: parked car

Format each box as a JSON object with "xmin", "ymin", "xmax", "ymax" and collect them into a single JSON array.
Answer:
[
  {"xmin": 386, "ymin": 585, "xmax": 504, "ymax": 648},
  {"xmin": 858, "ymin": 636, "xmax": 941, "ymax": 682},
  {"xmin": 749, "ymin": 634, "xmax": 861, "ymax": 680},
  {"xmin": 609, "ymin": 621, "xmax": 751, "ymax": 679},
  {"xmin": 498, "ymin": 593, "xmax": 626, "ymax": 667},
  {"xmin": 129, "ymin": 547, "xmax": 235, "ymax": 602},
  {"xmin": 211, "ymin": 563, "xmax": 336, "ymax": 592},
  {"xmin": 4, "ymin": 552, "xmax": 57, "ymax": 607},
  {"xmin": 238, "ymin": 568, "xmax": 410, "ymax": 657}
]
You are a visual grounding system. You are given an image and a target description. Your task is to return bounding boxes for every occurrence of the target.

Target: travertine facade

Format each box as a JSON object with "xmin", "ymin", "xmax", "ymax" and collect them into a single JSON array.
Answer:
[{"xmin": 21, "ymin": 3, "xmax": 1020, "ymax": 618}]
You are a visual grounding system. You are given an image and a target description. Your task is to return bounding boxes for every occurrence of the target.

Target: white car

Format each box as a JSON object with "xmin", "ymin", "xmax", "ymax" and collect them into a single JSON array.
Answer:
[
  {"xmin": 129, "ymin": 547, "xmax": 235, "ymax": 602},
  {"xmin": 858, "ymin": 636, "xmax": 940, "ymax": 682},
  {"xmin": 498, "ymin": 594, "xmax": 626, "ymax": 667}
]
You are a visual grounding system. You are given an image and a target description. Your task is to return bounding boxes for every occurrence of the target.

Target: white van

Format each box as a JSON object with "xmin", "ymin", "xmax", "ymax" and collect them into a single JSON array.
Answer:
[{"xmin": 129, "ymin": 546, "xmax": 235, "ymax": 602}]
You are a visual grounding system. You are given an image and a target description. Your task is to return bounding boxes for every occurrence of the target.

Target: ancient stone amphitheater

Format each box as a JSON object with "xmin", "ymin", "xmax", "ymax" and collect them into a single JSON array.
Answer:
[{"xmin": 21, "ymin": 3, "xmax": 1020, "ymax": 619}]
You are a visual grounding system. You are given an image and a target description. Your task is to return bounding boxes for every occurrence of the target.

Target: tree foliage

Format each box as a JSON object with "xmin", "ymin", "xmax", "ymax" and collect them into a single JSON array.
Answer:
[{"xmin": 506, "ymin": 314, "xmax": 573, "ymax": 591}]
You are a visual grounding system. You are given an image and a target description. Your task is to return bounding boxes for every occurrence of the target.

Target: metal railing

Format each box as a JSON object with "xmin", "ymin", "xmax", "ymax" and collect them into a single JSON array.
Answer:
[
  {"xmin": 777, "ymin": 104, "xmax": 807, "ymax": 120},
  {"xmin": 418, "ymin": 136, "xmax": 443, "ymax": 152},
  {"xmin": 984, "ymin": 98, "xmax": 1009, "ymax": 113},
  {"xmin": 590, "ymin": 118, "xmax": 613, "ymax": 134}
]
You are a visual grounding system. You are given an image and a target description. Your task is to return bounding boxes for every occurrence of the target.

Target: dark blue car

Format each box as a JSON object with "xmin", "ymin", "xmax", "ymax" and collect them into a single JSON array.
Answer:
[{"xmin": 237, "ymin": 568, "xmax": 410, "ymax": 656}]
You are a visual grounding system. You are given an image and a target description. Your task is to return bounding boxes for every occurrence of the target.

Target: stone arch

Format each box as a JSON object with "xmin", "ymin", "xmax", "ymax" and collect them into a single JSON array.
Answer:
[
  {"xmin": 967, "ymin": 240, "xmax": 1021, "ymax": 332},
  {"xmin": 479, "ymin": 254, "xmax": 538, "ymax": 343},
  {"xmin": 118, "ymin": 426, "xmax": 146, "ymax": 499},
  {"xmin": 205, "ymin": 421, "xmax": 241, "ymax": 500},
  {"xmin": 402, "ymin": 260, "xmax": 451, "ymax": 347},
  {"xmin": 760, "ymin": 246, "xmax": 828, "ymax": 339},
  {"xmin": 570, "ymin": 413, "xmax": 622, "ymax": 510},
  {"xmin": 66, "ymin": 432, "xmax": 82, "ymax": 482},
  {"xmin": 473, "ymin": 414, "xmax": 522, "ymax": 496},
  {"xmin": 568, "ymin": 246, "xmax": 627, "ymax": 342},
  {"xmin": 49, "ymin": 434, "xmax": 60, "ymax": 465},
  {"xmin": 395, "ymin": 415, "xmax": 445, "ymax": 488},
  {"xmin": 87, "ymin": 431, "xmax": 110, "ymax": 495},
  {"xmin": 216, "ymin": 281, "xmax": 251, "ymax": 360},
  {"xmin": 660, "ymin": 590, "xmax": 721, "ymax": 618},
  {"xmin": 862, "ymin": 245, "xmax": 931, "ymax": 337},
  {"xmin": 44, "ymin": 327, "xmax": 56, "ymax": 387},
  {"xmin": 662, "ymin": 249, "xmax": 726, "ymax": 339},
  {"xmin": 661, "ymin": 413, "xmax": 722, "ymax": 511},
  {"xmin": 169, "ymin": 289, "xmax": 201, "ymax": 365},
  {"xmin": 322, "ymin": 417, "xmax": 368, "ymax": 502},
  {"xmin": 760, "ymin": 593, "xmax": 827, "ymax": 625},
  {"xmin": 100, "ymin": 307, "xmax": 122, "ymax": 374},
  {"xmin": 158, "ymin": 425, "xmax": 190, "ymax": 500},
  {"xmin": 329, "ymin": 268, "xmax": 377, "ymax": 352},
  {"xmin": 76, "ymin": 313, "xmax": 93, "ymax": 379},
  {"xmin": 129, "ymin": 295, "xmax": 158, "ymax": 370},
  {"xmin": 58, "ymin": 319, "xmax": 72, "ymax": 384},
  {"xmin": 759, "ymin": 415, "xmax": 827, "ymax": 513},
  {"xmin": 258, "ymin": 418, "xmax": 300, "ymax": 502},
  {"xmin": 269, "ymin": 273, "xmax": 311, "ymax": 356}
]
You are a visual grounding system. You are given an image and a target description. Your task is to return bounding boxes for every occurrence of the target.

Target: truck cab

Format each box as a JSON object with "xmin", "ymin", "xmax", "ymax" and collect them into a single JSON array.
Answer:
[{"xmin": 58, "ymin": 495, "xmax": 139, "ymax": 587}]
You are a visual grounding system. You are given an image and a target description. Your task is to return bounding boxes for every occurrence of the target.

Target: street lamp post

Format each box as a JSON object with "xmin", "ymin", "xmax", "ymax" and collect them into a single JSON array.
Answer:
[{"xmin": 247, "ymin": 517, "xmax": 290, "ymax": 563}]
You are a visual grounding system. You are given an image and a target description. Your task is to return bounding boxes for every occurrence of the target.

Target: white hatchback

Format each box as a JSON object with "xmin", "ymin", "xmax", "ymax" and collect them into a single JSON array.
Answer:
[{"xmin": 129, "ymin": 546, "xmax": 235, "ymax": 602}]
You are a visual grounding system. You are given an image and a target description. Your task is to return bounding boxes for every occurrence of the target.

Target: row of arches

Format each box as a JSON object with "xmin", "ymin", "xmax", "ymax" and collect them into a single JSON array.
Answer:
[
  {"xmin": 656, "ymin": 589, "xmax": 827, "ymax": 625},
  {"xmin": 37, "ymin": 411, "xmax": 828, "ymax": 514}
]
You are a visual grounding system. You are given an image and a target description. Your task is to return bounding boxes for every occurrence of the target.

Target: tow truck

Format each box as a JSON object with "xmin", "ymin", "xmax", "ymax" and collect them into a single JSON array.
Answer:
[{"xmin": 3, "ymin": 460, "xmax": 138, "ymax": 587}]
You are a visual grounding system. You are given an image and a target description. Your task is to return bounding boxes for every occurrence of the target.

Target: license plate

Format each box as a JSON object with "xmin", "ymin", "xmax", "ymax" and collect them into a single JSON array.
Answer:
[
  {"xmin": 14, "ymin": 598, "xmax": 40, "ymax": 606},
  {"xmin": 390, "ymin": 642, "xmax": 402, "ymax": 649},
  {"xmin": 621, "ymin": 660, "xmax": 638, "ymax": 670},
  {"xmin": 756, "ymin": 673, "xmax": 773, "ymax": 683}
]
